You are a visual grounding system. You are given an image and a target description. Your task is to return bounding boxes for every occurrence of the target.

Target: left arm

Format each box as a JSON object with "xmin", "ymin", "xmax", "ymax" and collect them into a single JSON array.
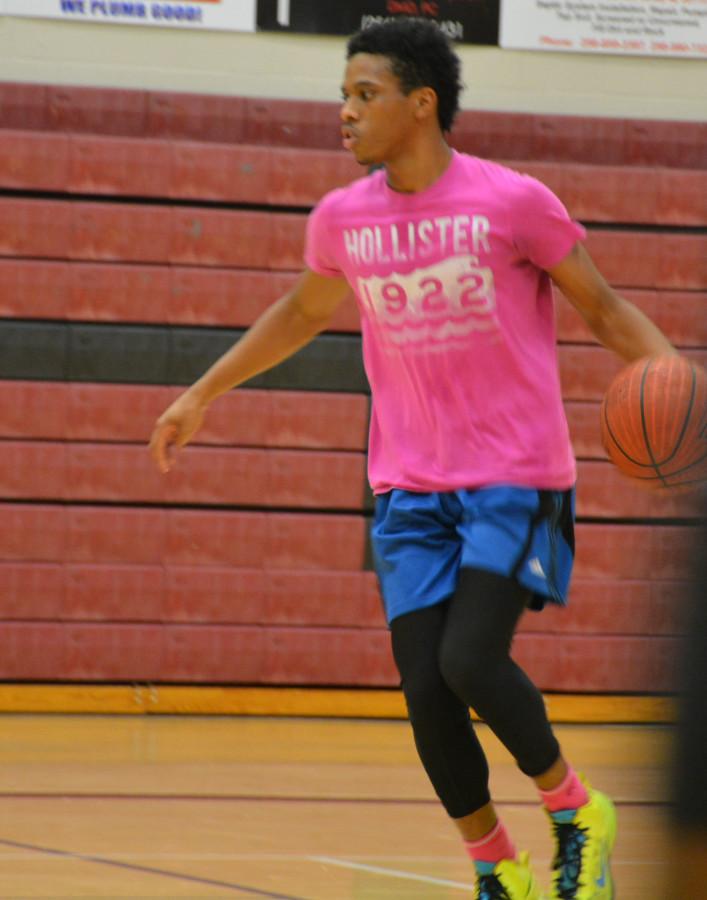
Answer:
[{"xmin": 548, "ymin": 242, "xmax": 676, "ymax": 363}]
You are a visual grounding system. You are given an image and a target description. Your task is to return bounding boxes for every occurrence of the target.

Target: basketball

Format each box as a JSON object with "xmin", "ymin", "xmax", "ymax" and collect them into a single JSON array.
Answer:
[{"xmin": 600, "ymin": 355, "xmax": 707, "ymax": 489}]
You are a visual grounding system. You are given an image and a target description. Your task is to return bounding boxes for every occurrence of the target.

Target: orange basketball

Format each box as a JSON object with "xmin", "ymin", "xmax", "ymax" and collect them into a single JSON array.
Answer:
[{"xmin": 600, "ymin": 354, "xmax": 707, "ymax": 490}]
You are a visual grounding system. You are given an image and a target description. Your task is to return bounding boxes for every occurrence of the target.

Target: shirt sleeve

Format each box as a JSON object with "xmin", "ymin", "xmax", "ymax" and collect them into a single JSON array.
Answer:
[
  {"xmin": 511, "ymin": 174, "xmax": 586, "ymax": 270},
  {"xmin": 304, "ymin": 194, "xmax": 344, "ymax": 278}
]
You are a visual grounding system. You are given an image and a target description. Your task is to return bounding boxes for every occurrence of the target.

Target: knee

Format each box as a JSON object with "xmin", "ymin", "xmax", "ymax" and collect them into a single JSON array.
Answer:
[
  {"xmin": 438, "ymin": 634, "xmax": 499, "ymax": 704},
  {"xmin": 401, "ymin": 669, "xmax": 467, "ymax": 730}
]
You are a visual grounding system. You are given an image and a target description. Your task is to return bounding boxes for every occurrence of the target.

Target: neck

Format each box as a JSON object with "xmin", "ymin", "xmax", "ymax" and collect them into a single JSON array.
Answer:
[{"xmin": 384, "ymin": 137, "xmax": 453, "ymax": 194}]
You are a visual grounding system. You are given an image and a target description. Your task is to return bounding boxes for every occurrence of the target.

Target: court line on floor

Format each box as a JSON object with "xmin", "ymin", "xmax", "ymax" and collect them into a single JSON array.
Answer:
[
  {"xmin": 311, "ymin": 856, "xmax": 473, "ymax": 892},
  {"xmin": 0, "ymin": 792, "xmax": 668, "ymax": 807},
  {"xmin": 0, "ymin": 850, "xmax": 666, "ymax": 868},
  {"xmin": 0, "ymin": 791, "xmax": 438, "ymax": 805},
  {"xmin": 0, "ymin": 837, "xmax": 307, "ymax": 900}
]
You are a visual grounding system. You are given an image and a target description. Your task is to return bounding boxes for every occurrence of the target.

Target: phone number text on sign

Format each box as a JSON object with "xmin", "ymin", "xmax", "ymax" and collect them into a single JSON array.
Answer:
[{"xmin": 501, "ymin": 0, "xmax": 707, "ymax": 58}]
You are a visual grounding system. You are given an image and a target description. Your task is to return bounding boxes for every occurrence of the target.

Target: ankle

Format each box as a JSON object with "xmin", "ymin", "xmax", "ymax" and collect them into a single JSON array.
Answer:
[
  {"xmin": 539, "ymin": 765, "xmax": 589, "ymax": 813},
  {"xmin": 464, "ymin": 820, "xmax": 517, "ymax": 868}
]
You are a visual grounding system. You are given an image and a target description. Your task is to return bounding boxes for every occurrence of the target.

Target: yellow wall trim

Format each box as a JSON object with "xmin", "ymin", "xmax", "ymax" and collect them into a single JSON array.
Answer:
[{"xmin": 0, "ymin": 685, "xmax": 674, "ymax": 723}]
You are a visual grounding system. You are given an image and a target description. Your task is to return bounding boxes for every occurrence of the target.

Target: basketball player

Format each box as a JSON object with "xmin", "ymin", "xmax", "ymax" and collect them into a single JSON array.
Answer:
[{"xmin": 150, "ymin": 19, "xmax": 675, "ymax": 899}]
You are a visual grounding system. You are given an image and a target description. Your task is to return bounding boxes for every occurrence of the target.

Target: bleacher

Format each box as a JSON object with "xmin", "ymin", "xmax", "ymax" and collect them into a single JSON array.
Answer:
[{"xmin": 0, "ymin": 83, "xmax": 705, "ymax": 694}]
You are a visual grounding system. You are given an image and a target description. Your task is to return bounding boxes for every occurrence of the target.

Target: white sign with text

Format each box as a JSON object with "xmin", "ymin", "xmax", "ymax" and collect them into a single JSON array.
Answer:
[
  {"xmin": 2, "ymin": 0, "xmax": 257, "ymax": 31},
  {"xmin": 500, "ymin": 0, "xmax": 707, "ymax": 58}
]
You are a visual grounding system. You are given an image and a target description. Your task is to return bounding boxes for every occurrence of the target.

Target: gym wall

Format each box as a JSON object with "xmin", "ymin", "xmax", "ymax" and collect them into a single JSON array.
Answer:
[{"xmin": 0, "ymin": 13, "xmax": 705, "ymax": 121}]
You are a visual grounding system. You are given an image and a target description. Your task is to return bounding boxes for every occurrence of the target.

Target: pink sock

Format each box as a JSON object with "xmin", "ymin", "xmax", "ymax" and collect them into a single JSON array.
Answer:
[
  {"xmin": 539, "ymin": 766, "xmax": 589, "ymax": 813},
  {"xmin": 464, "ymin": 821, "xmax": 516, "ymax": 865}
]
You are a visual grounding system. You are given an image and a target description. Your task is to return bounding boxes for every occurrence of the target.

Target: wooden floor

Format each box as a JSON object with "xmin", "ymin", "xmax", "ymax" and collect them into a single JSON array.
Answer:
[{"xmin": 0, "ymin": 715, "xmax": 672, "ymax": 899}]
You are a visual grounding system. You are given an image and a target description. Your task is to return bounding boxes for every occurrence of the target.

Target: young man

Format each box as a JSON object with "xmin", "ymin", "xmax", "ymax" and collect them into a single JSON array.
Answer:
[{"xmin": 150, "ymin": 19, "xmax": 674, "ymax": 900}]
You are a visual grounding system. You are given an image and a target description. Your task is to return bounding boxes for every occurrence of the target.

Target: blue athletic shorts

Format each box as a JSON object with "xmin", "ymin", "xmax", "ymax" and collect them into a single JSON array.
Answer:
[{"xmin": 371, "ymin": 485, "xmax": 576, "ymax": 624}]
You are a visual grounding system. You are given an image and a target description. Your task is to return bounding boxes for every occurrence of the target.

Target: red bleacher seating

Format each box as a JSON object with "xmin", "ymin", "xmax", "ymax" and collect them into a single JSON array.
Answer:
[{"xmin": 0, "ymin": 83, "xmax": 705, "ymax": 693}]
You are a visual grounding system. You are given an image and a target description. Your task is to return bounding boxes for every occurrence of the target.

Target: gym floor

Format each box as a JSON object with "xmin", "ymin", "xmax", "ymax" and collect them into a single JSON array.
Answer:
[{"xmin": 0, "ymin": 715, "xmax": 671, "ymax": 898}]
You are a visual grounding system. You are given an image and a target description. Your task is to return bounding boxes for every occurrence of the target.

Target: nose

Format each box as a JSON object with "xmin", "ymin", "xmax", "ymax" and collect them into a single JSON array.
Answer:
[{"xmin": 340, "ymin": 98, "xmax": 358, "ymax": 123}]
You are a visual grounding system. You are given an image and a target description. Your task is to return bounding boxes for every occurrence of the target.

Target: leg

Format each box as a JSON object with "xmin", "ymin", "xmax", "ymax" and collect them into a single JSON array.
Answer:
[
  {"xmin": 375, "ymin": 491, "xmax": 545, "ymax": 895},
  {"xmin": 438, "ymin": 567, "xmax": 617, "ymax": 898},
  {"xmin": 438, "ymin": 567, "xmax": 561, "ymax": 779},
  {"xmin": 390, "ymin": 601, "xmax": 498, "ymax": 840}
]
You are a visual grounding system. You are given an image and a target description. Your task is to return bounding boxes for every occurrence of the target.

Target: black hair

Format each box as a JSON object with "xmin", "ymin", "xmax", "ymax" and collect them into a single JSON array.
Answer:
[{"xmin": 346, "ymin": 18, "xmax": 463, "ymax": 133}]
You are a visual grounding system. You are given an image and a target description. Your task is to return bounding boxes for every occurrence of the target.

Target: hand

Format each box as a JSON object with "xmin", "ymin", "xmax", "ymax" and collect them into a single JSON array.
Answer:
[{"xmin": 149, "ymin": 391, "xmax": 207, "ymax": 474}]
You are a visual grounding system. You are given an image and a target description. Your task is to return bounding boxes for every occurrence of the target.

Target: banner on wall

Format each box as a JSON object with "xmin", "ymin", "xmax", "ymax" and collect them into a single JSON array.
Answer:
[
  {"xmin": 2, "ymin": 0, "xmax": 257, "ymax": 31},
  {"xmin": 500, "ymin": 0, "xmax": 707, "ymax": 59},
  {"xmin": 256, "ymin": 0, "xmax": 500, "ymax": 45}
]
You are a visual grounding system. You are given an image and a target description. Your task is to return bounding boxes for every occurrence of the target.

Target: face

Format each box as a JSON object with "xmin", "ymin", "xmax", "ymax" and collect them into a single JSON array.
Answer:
[{"xmin": 340, "ymin": 53, "xmax": 422, "ymax": 167}]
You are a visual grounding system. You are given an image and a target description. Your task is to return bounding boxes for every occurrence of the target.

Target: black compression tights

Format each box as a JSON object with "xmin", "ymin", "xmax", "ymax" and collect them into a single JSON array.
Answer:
[{"xmin": 390, "ymin": 567, "xmax": 561, "ymax": 819}]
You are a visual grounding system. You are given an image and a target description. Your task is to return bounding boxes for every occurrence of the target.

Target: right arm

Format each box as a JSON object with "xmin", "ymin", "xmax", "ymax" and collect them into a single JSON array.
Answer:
[{"xmin": 149, "ymin": 269, "xmax": 351, "ymax": 473}]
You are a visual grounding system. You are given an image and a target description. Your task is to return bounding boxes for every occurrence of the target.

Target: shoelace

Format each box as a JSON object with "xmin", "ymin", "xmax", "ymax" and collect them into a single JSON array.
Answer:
[
  {"xmin": 552, "ymin": 821, "xmax": 589, "ymax": 899},
  {"xmin": 476, "ymin": 874, "xmax": 511, "ymax": 900}
]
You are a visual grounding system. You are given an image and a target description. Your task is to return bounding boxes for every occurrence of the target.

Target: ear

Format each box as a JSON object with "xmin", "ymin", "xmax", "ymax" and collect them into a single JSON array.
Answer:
[{"xmin": 412, "ymin": 86, "xmax": 438, "ymax": 123}]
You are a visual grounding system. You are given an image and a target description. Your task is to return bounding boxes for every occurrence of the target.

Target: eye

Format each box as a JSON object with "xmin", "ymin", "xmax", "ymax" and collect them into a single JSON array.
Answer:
[{"xmin": 361, "ymin": 90, "xmax": 374, "ymax": 102}]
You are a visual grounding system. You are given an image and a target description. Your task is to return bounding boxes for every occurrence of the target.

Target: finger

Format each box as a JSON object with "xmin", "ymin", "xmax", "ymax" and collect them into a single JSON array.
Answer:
[
  {"xmin": 157, "ymin": 428, "xmax": 177, "ymax": 473},
  {"xmin": 150, "ymin": 422, "xmax": 178, "ymax": 474}
]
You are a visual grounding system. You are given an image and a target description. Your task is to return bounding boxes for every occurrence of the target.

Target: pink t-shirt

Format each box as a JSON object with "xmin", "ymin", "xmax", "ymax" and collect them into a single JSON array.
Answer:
[{"xmin": 305, "ymin": 151, "xmax": 584, "ymax": 494}]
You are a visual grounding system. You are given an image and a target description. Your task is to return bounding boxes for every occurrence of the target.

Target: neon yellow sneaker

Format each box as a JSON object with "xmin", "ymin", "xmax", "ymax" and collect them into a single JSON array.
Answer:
[
  {"xmin": 475, "ymin": 851, "xmax": 546, "ymax": 899},
  {"xmin": 548, "ymin": 784, "xmax": 617, "ymax": 898}
]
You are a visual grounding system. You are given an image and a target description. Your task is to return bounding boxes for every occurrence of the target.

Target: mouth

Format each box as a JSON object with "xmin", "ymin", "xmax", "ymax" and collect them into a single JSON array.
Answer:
[{"xmin": 341, "ymin": 127, "xmax": 358, "ymax": 151}]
